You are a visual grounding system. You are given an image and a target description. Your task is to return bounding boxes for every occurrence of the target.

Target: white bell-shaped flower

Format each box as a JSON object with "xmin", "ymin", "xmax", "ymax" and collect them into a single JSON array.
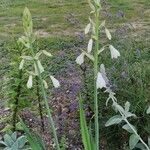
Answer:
[
  {"xmin": 109, "ymin": 45, "xmax": 120, "ymax": 59},
  {"xmin": 87, "ymin": 39, "xmax": 93, "ymax": 53},
  {"xmin": 50, "ymin": 75, "xmax": 60, "ymax": 88},
  {"xmin": 27, "ymin": 75, "xmax": 33, "ymax": 89},
  {"xmin": 96, "ymin": 72, "xmax": 106, "ymax": 89},
  {"xmin": 75, "ymin": 52, "xmax": 85, "ymax": 65}
]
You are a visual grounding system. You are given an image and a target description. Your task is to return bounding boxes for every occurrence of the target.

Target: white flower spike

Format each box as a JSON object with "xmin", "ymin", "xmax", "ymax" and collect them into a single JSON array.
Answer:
[
  {"xmin": 109, "ymin": 45, "xmax": 120, "ymax": 59},
  {"xmin": 96, "ymin": 72, "xmax": 106, "ymax": 89},
  {"xmin": 50, "ymin": 75, "xmax": 60, "ymax": 88},
  {"xmin": 75, "ymin": 52, "xmax": 85, "ymax": 65},
  {"xmin": 87, "ymin": 39, "xmax": 93, "ymax": 53},
  {"xmin": 27, "ymin": 75, "xmax": 33, "ymax": 89}
]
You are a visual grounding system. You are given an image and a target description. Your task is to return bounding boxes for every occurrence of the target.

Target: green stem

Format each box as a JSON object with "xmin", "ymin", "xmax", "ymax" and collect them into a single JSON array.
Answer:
[
  {"xmin": 30, "ymin": 45, "xmax": 60, "ymax": 150},
  {"xmin": 12, "ymin": 69, "xmax": 22, "ymax": 131},
  {"xmin": 94, "ymin": 8, "xmax": 100, "ymax": 150},
  {"xmin": 125, "ymin": 119, "xmax": 150, "ymax": 150},
  {"xmin": 36, "ymin": 76, "xmax": 45, "ymax": 132}
]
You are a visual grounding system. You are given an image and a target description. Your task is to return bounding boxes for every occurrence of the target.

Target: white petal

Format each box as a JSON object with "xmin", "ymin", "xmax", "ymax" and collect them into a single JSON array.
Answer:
[
  {"xmin": 96, "ymin": 72, "xmax": 106, "ymax": 89},
  {"xmin": 87, "ymin": 39, "xmax": 93, "ymax": 53},
  {"xmin": 85, "ymin": 23, "xmax": 91, "ymax": 34},
  {"xmin": 50, "ymin": 76, "xmax": 60, "ymax": 88},
  {"xmin": 27, "ymin": 75, "xmax": 33, "ymax": 89},
  {"xmin": 19, "ymin": 59, "xmax": 25, "ymax": 70},
  {"xmin": 75, "ymin": 53, "xmax": 85, "ymax": 65},
  {"xmin": 42, "ymin": 50, "xmax": 52, "ymax": 57},
  {"xmin": 109, "ymin": 45, "xmax": 120, "ymax": 59},
  {"xmin": 100, "ymin": 64, "xmax": 109, "ymax": 85},
  {"xmin": 43, "ymin": 80, "xmax": 48, "ymax": 89},
  {"xmin": 105, "ymin": 28, "xmax": 111, "ymax": 40}
]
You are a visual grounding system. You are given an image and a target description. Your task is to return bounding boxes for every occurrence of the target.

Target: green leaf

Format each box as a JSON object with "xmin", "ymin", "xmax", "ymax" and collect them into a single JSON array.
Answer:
[
  {"xmin": 17, "ymin": 136, "xmax": 27, "ymax": 148},
  {"xmin": 122, "ymin": 124, "xmax": 137, "ymax": 134},
  {"xmin": 4, "ymin": 134, "xmax": 14, "ymax": 147},
  {"xmin": 79, "ymin": 95, "xmax": 92, "ymax": 150},
  {"xmin": 135, "ymin": 143, "xmax": 146, "ymax": 150},
  {"xmin": 11, "ymin": 141, "xmax": 19, "ymax": 150},
  {"xmin": 148, "ymin": 137, "xmax": 150, "ymax": 147},
  {"xmin": 105, "ymin": 115, "xmax": 122, "ymax": 127},
  {"xmin": 19, "ymin": 118, "xmax": 45, "ymax": 150},
  {"xmin": 129, "ymin": 134, "xmax": 140, "ymax": 149},
  {"xmin": 11, "ymin": 132, "xmax": 17, "ymax": 141}
]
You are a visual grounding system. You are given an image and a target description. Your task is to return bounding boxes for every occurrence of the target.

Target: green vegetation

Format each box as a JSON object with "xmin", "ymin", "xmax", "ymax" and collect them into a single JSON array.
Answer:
[{"xmin": 0, "ymin": 0, "xmax": 150, "ymax": 149}]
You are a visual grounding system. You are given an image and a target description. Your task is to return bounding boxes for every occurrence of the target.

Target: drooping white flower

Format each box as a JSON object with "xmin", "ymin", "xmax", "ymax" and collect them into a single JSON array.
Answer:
[
  {"xmin": 27, "ymin": 75, "xmax": 33, "ymax": 89},
  {"xmin": 50, "ymin": 75, "xmax": 60, "ymax": 88},
  {"xmin": 87, "ymin": 39, "xmax": 93, "ymax": 53},
  {"xmin": 105, "ymin": 28, "xmax": 111, "ymax": 40},
  {"xmin": 96, "ymin": 72, "xmax": 106, "ymax": 89},
  {"xmin": 85, "ymin": 23, "xmax": 91, "ymax": 34},
  {"xmin": 75, "ymin": 52, "xmax": 85, "ymax": 65},
  {"xmin": 19, "ymin": 59, "xmax": 25, "ymax": 70},
  {"xmin": 34, "ymin": 60, "xmax": 44, "ymax": 75},
  {"xmin": 109, "ymin": 45, "xmax": 120, "ymax": 59},
  {"xmin": 100, "ymin": 64, "xmax": 109, "ymax": 85}
]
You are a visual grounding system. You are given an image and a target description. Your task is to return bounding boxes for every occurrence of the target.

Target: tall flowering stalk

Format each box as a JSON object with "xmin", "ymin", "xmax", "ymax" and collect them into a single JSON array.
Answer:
[
  {"xmin": 76, "ymin": 0, "xmax": 120, "ymax": 149},
  {"xmin": 19, "ymin": 8, "xmax": 60, "ymax": 150}
]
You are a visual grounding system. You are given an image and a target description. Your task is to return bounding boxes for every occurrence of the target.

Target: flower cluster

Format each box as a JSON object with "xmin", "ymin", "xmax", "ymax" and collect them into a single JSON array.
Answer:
[{"xmin": 18, "ymin": 7, "xmax": 60, "ymax": 89}]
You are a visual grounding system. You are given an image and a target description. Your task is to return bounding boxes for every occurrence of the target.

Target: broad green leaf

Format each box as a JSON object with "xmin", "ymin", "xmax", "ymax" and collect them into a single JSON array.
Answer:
[
  {"xmin": 135, "ymin": 143, "xmax": 146, "ymax": 150},
  {"xmin": 122, "ymin": 124, "xmax": 137, "ymax": 133},
  {"xmin": 11, "ymin": 141, "xmax": 19, "ymax": 149},
  {"xmin": 129, "ymin": 134, "xmax": 140, "ymax": 149},
  {"xmin": 4, "ymin": 134, "xmax": 13, "ymax": 147},
  {"xmin": 105, "ymin": 115, "xmax": 122, "ymax": 127},
  {"xmin": 17, "ymin": 136, "xmax": 27, "ymax": 148},
  {"xmin": 11, "ymin": 132, "xmax": 17, "ymax": 141}
]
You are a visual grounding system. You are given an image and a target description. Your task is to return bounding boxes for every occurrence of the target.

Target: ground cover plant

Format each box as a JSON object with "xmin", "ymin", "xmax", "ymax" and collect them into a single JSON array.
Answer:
[{"xmin": 0, "ymin": 0, "xmax": 150, "ymax": 149}]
